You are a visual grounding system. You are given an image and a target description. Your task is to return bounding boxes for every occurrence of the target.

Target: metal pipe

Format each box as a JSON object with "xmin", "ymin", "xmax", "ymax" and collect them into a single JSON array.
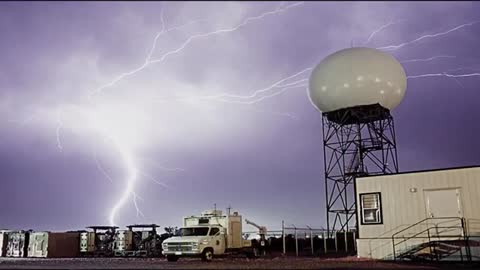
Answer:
[
  {"xmin": 310, "ymin": 229, "xmax": 314, "ymax": 256},
  {"xmin": 353, "ymin": 230, "xmax": 357, "ymax": 252},
  {"xmin": 392, "ymin": 235, "xmax": 396, "ymax": 261},
  {"xmin": 295, "ymin": 228, "xmax": 298, "ymax": 257},
  {"xmin": 344, "ymin": 230, "xmax": 348, "ymax": 253},
  {"xmin": 323, "ymin": 231, "xmax": 327, "ymax": 254},
  {"xmin": 282, "ymin": 220, "xmax": 286, "ymax": 255},
  {"xmin": 427, "ymin": 229, "xmax": 432, "ymax": 261},
  {"xmin": 334, "ymin": 231, "xmax": 338, "ymax": 253}
]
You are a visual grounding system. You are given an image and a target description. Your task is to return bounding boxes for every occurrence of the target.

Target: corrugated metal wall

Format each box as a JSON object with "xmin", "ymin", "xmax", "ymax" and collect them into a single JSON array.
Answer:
[
  {"xmin": 27, "ymin": 232, "xmax": 80, "ymax": 258},
  {"xmin": 355, "ymin": 166, "xmax": 480, "ymax": 259}
]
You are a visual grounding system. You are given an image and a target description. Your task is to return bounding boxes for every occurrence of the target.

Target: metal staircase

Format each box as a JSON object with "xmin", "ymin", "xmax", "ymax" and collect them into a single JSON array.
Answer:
[
  {"xmin": 345, "ymin": 135, "xmax": 384, "ymax": 177},
  {"xmin": 396, "ymin": 240, "xmax": 465, "ymax": 261},
  {"xmin": 392, "ymin": 217, "xmax": 472, "ymax": 262}
]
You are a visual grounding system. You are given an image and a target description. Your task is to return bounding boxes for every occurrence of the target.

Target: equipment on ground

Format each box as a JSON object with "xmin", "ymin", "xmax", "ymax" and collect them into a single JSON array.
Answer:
[
  {"xmin": 114, "ymin": 224, "xmax": 162, "ymax": 257},
  {"xmin": 6, "ymin": 231, "xmax": 30, "ymax": 257},
  {"xmin": 80, "ymin": 226, "xmax": 118, "ymax": 257},
  {"xmin": 245, "ymin": 218, "xmax": 268, "ymax": 256}
]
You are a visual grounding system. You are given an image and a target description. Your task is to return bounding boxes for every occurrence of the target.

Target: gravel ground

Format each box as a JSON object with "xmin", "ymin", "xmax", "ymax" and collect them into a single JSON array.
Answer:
[{"xmin": 0, "ymin": 257, "xmax": 478, "ymax": 270}]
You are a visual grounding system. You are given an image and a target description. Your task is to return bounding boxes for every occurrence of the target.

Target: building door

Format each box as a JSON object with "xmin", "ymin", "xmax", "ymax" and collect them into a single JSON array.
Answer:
[{"xmin": 424, "ymin": 188, "xmax": 463, "ymax": 238}]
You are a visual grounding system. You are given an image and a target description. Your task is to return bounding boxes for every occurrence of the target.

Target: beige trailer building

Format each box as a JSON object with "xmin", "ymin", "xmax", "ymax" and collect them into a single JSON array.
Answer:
[{"xmin": 355, "ymin": 166, "xmax": 480, "ymax": 261}]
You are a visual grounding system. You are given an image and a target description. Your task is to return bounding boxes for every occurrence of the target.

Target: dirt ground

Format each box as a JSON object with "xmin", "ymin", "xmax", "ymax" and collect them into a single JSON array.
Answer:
[{"xmin": 0, "ymin": 256, "xmax": 478, "ymax": 270}]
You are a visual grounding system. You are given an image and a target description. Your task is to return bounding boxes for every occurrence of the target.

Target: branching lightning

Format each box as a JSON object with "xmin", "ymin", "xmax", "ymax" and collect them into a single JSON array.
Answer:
[
  {"xmin": 107, "ymin": 136, "xmax": 138, "ymax": 226},
  {"xmin": 94, "ymin": 151, "xmax": 114, "ymax": 183},
  {"xmin": 139, "ymin": 171, "xmax": 169, "ymax": 189},
  {"xmin": 400, "ymin": 55, "xmax": 456, "ymax": 63},
  {"xmin": 89, "ymin": 1, "xmax": 305, "ymax": 100},
  {"xmin": 365, "ymin": 19, "xmax": 405, "ymax": 45},
  {"xmin": 407, "ymin": 72, "xmax": 480, "ymax": 79},
  {"xmin": 132, "ymin": 192, "xmax": 145, "ymax": 218},
  {"xmin": 84, "ymin": 2, "xmax": 307, "ymax": 226},
  {"xmin": 146, "ymin": 2, "xmax": 305, "ymax": 64},
  {"xmin": 376, "ymin": 20, "xmax": 480, "ymax": 51},
  {"xmin": 213, "ymin": 84, "xmax": 308, "ymax": 105},
  {"xmin": 196, "ymin": 68, "xmax": 312, "ymax": 102}
]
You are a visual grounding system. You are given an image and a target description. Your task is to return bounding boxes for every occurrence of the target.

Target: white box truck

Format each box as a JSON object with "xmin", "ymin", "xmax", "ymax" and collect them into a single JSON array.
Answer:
[{"xmin": 162, "ymin": 209, "xmax": 262, "ymax": 262}]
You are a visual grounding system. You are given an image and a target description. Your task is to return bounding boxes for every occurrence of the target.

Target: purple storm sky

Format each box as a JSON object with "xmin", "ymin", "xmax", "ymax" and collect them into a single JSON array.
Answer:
[{"xmin": 0, "ymin": 1, "xmax": 479, "ymax": 232}]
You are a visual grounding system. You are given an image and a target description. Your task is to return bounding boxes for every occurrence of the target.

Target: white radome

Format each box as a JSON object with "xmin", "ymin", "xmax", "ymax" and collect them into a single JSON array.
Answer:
[{"xmin": 308, "ymin": 47, "xmax": 407, "ymax": 113}]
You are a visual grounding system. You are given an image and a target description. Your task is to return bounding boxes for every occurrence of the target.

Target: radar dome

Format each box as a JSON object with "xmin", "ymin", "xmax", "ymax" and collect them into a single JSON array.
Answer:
[{"xmin": 308, "ymin": 47, "xmax": 407, "ymax": 113}]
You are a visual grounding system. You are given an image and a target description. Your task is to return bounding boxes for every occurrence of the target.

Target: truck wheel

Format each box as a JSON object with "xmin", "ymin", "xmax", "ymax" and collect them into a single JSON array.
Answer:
[
  {"xmin": 166, "ymin": 255, "xmax": 178, "ymax": 262},
  {"xmin": 202, "ymin": 248, "xmax": 213, "ymax": 262}
]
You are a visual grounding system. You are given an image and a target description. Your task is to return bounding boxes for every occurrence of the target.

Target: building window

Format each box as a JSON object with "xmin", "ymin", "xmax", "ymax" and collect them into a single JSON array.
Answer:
[{"xmin": 360, "ymin": 193, "xmax": 382, "ymax": 224}]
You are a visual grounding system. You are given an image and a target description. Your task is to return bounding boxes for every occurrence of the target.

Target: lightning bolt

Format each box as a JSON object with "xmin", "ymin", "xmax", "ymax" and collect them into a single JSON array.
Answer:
[
  {"xmin": 407, "ymin": 72, "xmax": 480, "ymax": 79},
  {"xmin": 55, "ymin": 107, "xmax": 63, "ymax": 151},
  {"xmin": 93, "ymin": 150, "xmax": 113, "ymax": 183},
  {"xmin": 377, "ymin": 20, "xmax": 480, "ymax": 51},
  {"xmin": 445, "ymin": 72, "xmax": 465, "ymax": 89},
  {"xmin": 365, "ymin": 19, "xmax": 405, "ymax": 45},
  {"xmin": 240, "ymin": 107, "xmax": 299, "ymax": 120},
  {"xmin": 132, "ymin": 192, "xmax": 145, "ymax": 218},
  {"xmin": 201, "ymin": 69, "xmax": 311, "ymax": 101},
  {"xmin": 108, "ymin": 136, "xmax": 138, "ymax": 226},
  {"xmin": 212, "ymin": 84, "xmax": 308, "ymax": 105},
  {"xmin": 88, "ymin": 1, "xmax": 305, "ymax": 99},
  {"xmin": 400, "ymin": 55, "xmax": 456, "ymax": 63},
  {"xmin": 139, "ymin": 171, "xmax": 169, "ymax": 189},
  {"xmin": 445, "ymin": 66, "xmax": 480, "ymax": 73},
  {"xmin": 87, "ymin": 15, "xmax": 207, "ymax": 100},
  {"xmin": 139, "ymin": 157, "xmax": 186, "ymax": 172},
  {"xmin": 93, "ymin": 138, "xmax": 145, "ymax": 219},
  {"xmin": 147, "ymin": 2, "xmax": 304, "ymax": 65},
  {"xmin": 88, "ymin": 2, "xmax": 306, "ymax": 226},
  {"xmin": 157, "ymin": 67, "xmax": 312, "ymax": 106}
]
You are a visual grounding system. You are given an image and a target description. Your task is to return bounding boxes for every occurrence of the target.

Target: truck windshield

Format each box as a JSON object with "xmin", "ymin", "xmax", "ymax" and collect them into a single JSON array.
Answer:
[{"xmin": 176, "ymin": 227, "xmax": 209, "ymax": 236}]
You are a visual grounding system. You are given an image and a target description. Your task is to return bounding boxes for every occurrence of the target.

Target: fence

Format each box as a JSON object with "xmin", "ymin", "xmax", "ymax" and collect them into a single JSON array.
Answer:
[{"xmin": 243, "ymin": 221, "xmax": 357, "ymax": 257}]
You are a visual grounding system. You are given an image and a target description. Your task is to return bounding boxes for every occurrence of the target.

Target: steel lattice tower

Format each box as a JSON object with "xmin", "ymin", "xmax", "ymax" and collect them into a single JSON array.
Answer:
[{"xmin": 322, "ymin": 103, "xmax": 399, "ymax": 236}]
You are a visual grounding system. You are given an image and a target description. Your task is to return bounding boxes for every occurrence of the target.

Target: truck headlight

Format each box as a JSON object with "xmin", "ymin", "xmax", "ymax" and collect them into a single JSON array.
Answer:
[{"xmin": 192, "ymin": 242, "xmax": 199, "ymax": 250}]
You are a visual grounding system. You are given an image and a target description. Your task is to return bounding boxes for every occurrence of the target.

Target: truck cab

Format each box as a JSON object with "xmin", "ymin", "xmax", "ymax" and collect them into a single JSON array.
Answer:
[{"xmin": 162, "ymin": 209, "xmax": 254, "ymax": 262}]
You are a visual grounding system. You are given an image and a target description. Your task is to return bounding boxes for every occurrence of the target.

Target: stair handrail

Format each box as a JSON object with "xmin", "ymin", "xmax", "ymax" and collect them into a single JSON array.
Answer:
[
  {"xmin": 392, "ymin": 217, "xmax": 462, "ymax": 239},
  {"xmin": 391, "ymin": 217, "xmax": 464, "ymax": 261},
  {"xmin": 394, "ymin": 225, "xmax": 464, "ymax": 248}
]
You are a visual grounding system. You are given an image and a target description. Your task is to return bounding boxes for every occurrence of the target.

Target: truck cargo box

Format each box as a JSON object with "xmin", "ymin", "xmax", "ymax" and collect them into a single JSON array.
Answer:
[
  {"xmin": 6, "ymin": 231, "xmax": 29, "ymax": 257},
  {"xmin": 28, "ymin": 232, "xmax": 80, "ymax": 258}
]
